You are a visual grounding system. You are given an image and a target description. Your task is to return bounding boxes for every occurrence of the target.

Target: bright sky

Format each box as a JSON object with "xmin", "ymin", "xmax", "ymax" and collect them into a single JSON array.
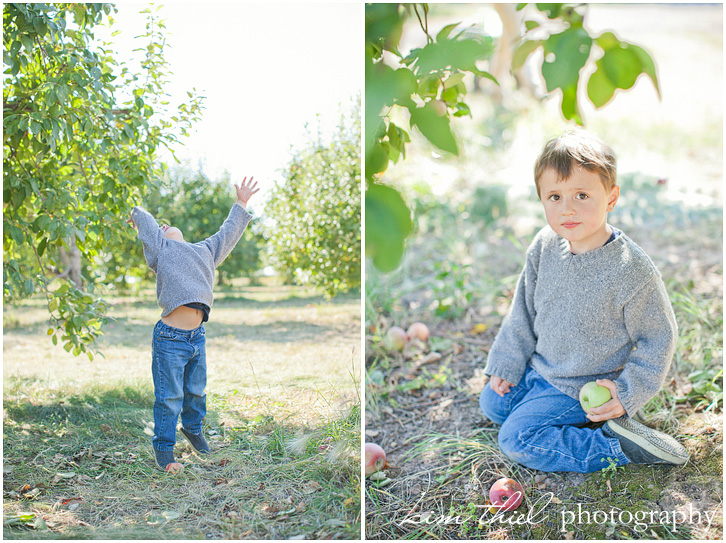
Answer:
[{"xmin": 100, "ymin": 2, "xmax": 361, "ymax": 210}]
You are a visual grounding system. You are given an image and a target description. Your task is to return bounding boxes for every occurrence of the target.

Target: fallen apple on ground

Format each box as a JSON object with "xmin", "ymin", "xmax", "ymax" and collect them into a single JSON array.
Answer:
[
  {"xmin": 364, "ymin": 442, "xmax": 387, "ymax": 476},
  {"xmin": 385, "ymin": 326, "xmax": 408, "ymax": 351},
  {"xmin": 489, "ymin": 477, "xmax": 524, "ymax": 512},
  {"xmin": 164, "ymin": 462, "xmax": 184, "ymax": 474},
  {"xmin": 407, "ymin": 322, "xmax": 430, "ymax": 342},
  {"xmin": 579, "ymin": 381, "xmax": 612, "ymax": 412}
]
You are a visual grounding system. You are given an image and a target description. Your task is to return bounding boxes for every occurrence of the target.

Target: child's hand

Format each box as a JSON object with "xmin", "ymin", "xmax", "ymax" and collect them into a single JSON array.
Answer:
[
  {"xmin": 586, "ymin": 379, "xmax": 626, "ymax": 422},
  {"xmin": 489, "ymin": 375, "xmax": 514, "ymax": 397},
  {"xmin": 234, "ymin": 176, "xmax": 259, "ymax": 208}
]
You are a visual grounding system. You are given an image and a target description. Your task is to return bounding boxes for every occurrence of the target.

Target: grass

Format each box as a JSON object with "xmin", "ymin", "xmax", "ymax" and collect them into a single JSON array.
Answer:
[{"xmin": 3, "ymin": 281, "xmax": 361, "ymax": 539}]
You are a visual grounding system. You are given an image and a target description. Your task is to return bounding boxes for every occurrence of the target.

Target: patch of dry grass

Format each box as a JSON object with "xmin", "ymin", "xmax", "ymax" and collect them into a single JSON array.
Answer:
[{"xmin": 3, "ymin": 283, "xmax": 361, "ymax": 539}]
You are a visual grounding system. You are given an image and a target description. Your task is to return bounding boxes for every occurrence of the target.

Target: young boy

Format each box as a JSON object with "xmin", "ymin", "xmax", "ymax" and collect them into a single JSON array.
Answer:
[
  {"xmin": 129, "ymin": 177, "xmax": 259, "ymax": 472},
  {"xmin": 480, "ymin": 131, "xmax": 689, "ymax": 473}
]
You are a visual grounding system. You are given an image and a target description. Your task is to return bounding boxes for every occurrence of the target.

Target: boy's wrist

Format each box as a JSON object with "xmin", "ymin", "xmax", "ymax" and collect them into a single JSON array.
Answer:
[{"xmin": 235, "ymin": 199, "xmax": 248, "ymax": 209}]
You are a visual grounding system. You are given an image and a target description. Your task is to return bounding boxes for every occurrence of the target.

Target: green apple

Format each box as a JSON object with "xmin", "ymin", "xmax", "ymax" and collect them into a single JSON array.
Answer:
[{"xmin": 579, "ymin": 381, "xmax": 611, "ymax": 412}]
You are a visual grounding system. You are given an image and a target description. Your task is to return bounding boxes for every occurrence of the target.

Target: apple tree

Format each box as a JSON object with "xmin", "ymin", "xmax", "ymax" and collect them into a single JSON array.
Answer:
[
  {"xmin": 264, "ymin": 102, "xmax": 361, "ymax": 298},
  {"xmin": 3, "ymin": 3, "xmax": 203, "ymax": 358},
  {"xmin": 365, "ymin": 2, "xmax": 660, "ymax": 272}
]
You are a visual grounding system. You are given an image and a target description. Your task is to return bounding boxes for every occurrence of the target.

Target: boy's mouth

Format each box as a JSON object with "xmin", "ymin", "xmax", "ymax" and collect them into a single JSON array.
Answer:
[{"xmin": 562, "ymin": 222, "xmax": 580, "ymax": 229}]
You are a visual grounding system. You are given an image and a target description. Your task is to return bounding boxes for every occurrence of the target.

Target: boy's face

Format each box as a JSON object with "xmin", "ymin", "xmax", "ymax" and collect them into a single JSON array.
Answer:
[{"xmin": 539, "ymin": 166, "xmax": 619, "ymax": 254}]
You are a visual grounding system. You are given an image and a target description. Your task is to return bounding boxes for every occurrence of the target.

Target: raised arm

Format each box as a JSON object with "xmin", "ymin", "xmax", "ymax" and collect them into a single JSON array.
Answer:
[
  {"xmin": 202, "ymin": 179, "xmax": 257, "ymax": 267},
  {"xmin": 130, "ymin": 206, "xmax": 164, "ymax": 271}
]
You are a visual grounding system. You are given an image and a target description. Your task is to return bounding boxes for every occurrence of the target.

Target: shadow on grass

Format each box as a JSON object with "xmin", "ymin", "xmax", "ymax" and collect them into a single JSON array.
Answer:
[{"xmin": 3, "ymin": 382, "xmax": 361, "ymax": 540}]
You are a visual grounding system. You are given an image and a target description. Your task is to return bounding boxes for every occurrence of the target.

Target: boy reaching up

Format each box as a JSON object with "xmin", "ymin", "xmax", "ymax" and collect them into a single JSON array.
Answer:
[{"xmin": 129, "ymin": 177, "xmax": 259, "ymax": 472}]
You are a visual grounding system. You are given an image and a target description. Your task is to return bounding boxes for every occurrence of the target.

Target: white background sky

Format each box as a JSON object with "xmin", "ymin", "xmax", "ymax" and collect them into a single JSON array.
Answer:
[{"xmin": 100, "ymin": 2, "xmax": 361, "ymax": 211}]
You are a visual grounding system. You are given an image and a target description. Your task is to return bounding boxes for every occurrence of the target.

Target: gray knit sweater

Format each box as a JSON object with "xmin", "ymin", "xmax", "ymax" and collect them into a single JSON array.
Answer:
[
  {"xmin": 131, "ymin": 203, "xmax": 252, "ymax": 317},
  {"xmin": 483, "ymin": 225, "xmax": 677, "ymax": 417}
]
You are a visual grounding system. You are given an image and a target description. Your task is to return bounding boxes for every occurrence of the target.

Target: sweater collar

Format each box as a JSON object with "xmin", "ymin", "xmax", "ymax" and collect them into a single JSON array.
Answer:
[{"xmin": 557, "ymin": 224, "xmax": 626, "ymax": 263}]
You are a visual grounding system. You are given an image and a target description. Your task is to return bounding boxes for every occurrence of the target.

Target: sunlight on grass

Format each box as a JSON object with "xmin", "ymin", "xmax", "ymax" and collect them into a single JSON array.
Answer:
[{"xmin": 3, "ymin": 284, "xmax": 361, "ymax": 539}]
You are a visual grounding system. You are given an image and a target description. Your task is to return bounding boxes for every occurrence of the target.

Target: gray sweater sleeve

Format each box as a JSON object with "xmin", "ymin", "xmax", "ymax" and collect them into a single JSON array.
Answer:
[
  {"xmin": 202, "ymin": 202, "xmax": 253, "ymax": 267},
  {"xmin": 483, "ymin": 237, "xmax": 541, "ymax": 386},
  {"xmin": 615, "ymin": 275, "xmax": 678, "ymax": 416},
  {"xmin": 131, "ymin": 206, "xmax": 163, "ymax": 271}
]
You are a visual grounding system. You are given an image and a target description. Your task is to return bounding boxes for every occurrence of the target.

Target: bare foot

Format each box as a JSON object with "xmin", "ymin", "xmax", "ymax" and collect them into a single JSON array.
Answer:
[{"xmin": 164, "ymin": 462, "xmax": 184, "ymax": 474}]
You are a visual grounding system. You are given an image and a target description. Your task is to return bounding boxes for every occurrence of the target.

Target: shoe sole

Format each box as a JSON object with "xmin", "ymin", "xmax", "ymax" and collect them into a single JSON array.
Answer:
[{"xmin": 606, "ymin": 419, "xmax": 688, "ymax": 465}]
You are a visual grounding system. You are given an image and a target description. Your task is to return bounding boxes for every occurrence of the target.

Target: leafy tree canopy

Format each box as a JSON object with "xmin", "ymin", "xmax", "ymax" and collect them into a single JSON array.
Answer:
[
  {"xmin": 264, "ymin": 100, "xmax": 361, "ymax": 298},
  {"xmin": 3, "ymin": 3, "xmax": 203, "ymax": 358},
  {"xmin": 365, "ymin": 2, "xmax": 660, "ymax": 272}
]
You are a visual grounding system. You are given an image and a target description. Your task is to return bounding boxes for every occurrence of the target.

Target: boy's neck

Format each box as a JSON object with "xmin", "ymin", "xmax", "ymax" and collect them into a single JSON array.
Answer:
[{"xmin": 568, "ymin": 224, "xmax": 613, "ymax": 255}]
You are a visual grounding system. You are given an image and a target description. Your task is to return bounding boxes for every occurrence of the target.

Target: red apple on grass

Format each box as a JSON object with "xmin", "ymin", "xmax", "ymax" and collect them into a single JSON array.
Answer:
[
  {"xmin": 385, "ymin": 327, "xmax": 408, "ymax": 352},
  {"xmin": 579, "ymin": 381, "xmax": 612, "ymax": 412},
  {"xmin": 489, "ymin": 477, "xmax": 524, "ymax": 512},
  {"xmin": 364, "ymin": 442, "xmax": 387, "ymax": 476},
  {"xmin": 407, "ymin": 322, "xmax": 430, "ymax": 342},
  {"xmin": 164, "ymin": 462, "xmax": 184, "ymax": 474}
]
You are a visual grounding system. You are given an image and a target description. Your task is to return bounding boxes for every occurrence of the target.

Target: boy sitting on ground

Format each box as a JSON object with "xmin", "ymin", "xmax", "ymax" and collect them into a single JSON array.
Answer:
[{"xmin": 480, "ymin": 131, "xmax": 688, "ymax": 473}]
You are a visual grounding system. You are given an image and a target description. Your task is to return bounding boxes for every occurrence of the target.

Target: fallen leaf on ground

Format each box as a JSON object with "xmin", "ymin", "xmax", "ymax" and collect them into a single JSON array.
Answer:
[
  {"xmin": 302, "ymin": 481, "xmax": 322, "ymax": 494},
  {"xmin": 470, "ymin": 323, "xmax": 488, "ymax": 334}
]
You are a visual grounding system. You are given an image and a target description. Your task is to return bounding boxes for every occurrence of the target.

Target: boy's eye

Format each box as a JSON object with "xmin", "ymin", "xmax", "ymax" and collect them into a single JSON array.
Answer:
[
  {"xmin": 548, "ymin": 194, "xmax": 560, "ymax": 201},
  {"xmin": 576, "ymin": 193, "xmax": 588, "ymax": 200}
]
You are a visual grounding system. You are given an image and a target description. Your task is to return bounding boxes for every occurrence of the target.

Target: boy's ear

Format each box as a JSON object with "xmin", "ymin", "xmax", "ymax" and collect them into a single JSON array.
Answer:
[{"xmin": 606, "ymin": 185, "xmax": 620, "ymax": 212}]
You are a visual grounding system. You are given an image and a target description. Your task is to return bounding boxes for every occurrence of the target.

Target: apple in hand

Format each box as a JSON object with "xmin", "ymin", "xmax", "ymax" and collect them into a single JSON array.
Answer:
[
  {"xmin": 364, "ymin": 442, "xmax": 387, "ymax": 476},
  {"xmin": 579, "ymin": 381, "xmax": 612, "ymax": 412},
  {"xmin": 407, "ymin": 322, "xmax": 430, "ymax": 342},
  {"xmin": 385, "ymin": 327, "xmax": 408, "ymax": 351},
  {"xmin": 489, "ymin": 477, "xmax": 524, "ymax": 512}
]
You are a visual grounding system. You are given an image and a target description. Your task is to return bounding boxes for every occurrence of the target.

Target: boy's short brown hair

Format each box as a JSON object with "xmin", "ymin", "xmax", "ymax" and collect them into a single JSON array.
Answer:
[{"xmin": 534, "ymin": 130, "xmax": 617, "ymax": 198}]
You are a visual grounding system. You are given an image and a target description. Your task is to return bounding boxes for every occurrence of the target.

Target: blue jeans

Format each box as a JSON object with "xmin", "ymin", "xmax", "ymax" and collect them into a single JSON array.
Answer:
[
  {"xmin": 151, "ymin": 321, "xmax": 207, "ymax": 451},
  {"xmin": 480, "ymin": 366, "xmax": 630, "ymax": 473}
]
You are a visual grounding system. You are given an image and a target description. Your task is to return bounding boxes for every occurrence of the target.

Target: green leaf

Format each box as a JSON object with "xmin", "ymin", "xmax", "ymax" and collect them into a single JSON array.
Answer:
[
  {"xmin": 600, "ymin": 45, "xmax": 641, "ymax": 90},
  {"xmin": 365, "ymin": 183, "xmax": 412, "ymax": 272},
  {"xmin": 410, "ymin": 37, "xmax": 492, "ymax": 76},
  {"xmin": 627, "ymin": 42, "xmax": 660, "ymax": 98},
  {"xmin": 409, "ymin": 102, "xmax": 459, "ymax": 155},
  {"xmin": 525, "ymin": 20, "xmax": 540, "ymax": 31},
  {"xmin": 366, "ymin": 141, "xmax": 389, "ymax": 177},
  {"xmin": 9, "ymin": 226, "xmax": 25, "ymax": 245},
  {"xmin": 443, "ymin": 72, "xmax": 466, "ymax": 89},
  {"xmin": 453, "ymin": 102, "xmax": 471, "ymax": 118},
  {"xmin": 37, "ymin": 236, "xmax": 48, "ymax": 257},
  {"xmin": 536, "ymin": 3, "xmax": 562, "ymax": 19},
  {"xmin": 587, "ymin": 63, "xmax": 616, "ymax": 108},
  {"xmin": 542, "ymin": 27, "xmax": 592, "ymax": 92},
  {"xmin": 560, "ymin": 84, "xmax": 583, "ymax": 125},
  {"xmin": 436, "ymin": 23, "xmax": 460, "ymax": 42}
]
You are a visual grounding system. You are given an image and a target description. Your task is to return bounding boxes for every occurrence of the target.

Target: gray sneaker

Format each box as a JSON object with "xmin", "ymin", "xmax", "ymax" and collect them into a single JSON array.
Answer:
[
  {"xmin": 181, "ymin": 427, "xmax": 210, "ymax": 454},
  {"xmin": 153, "ymin": 448, "xmax": 178, "ymax": 471},
  {"xmin": 604, "ymin": 416, "xmax": 689, "ymax": 465}
]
